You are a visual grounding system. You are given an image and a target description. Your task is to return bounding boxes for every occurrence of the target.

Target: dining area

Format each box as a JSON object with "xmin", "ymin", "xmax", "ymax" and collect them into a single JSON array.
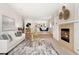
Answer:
[{"xmin": 25, "ymin": 22, "xmax": 53, "ymax": 41}]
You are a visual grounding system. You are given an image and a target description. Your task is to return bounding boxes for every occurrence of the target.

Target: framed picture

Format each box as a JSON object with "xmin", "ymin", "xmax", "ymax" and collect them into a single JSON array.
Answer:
[{"xmin": 2, "ymin": 15, "xmax": 15, "ymax": 31}]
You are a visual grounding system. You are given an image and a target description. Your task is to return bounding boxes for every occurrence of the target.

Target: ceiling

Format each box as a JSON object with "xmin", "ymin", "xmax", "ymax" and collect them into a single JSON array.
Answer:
[{"xmin": 8, "ymin": 3, "xmax": 61, "ymax": 19}]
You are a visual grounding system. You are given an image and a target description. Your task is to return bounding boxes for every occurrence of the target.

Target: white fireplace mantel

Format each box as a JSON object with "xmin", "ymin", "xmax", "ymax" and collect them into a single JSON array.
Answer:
[{"xmin": 58, "ymin": 19, "xmax": 79, "ymax": 25}]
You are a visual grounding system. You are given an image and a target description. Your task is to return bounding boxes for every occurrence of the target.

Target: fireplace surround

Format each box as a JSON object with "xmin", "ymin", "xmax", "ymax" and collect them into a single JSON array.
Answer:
[{"xmin": 59, "ymin": 23, "xmax": 74, "ymax": 50}]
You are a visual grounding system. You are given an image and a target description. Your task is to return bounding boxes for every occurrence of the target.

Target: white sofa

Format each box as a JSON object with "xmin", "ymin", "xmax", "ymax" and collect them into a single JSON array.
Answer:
[{"xmin": 0, "ymin": 32, "xmax": 25, "ymax": 54}]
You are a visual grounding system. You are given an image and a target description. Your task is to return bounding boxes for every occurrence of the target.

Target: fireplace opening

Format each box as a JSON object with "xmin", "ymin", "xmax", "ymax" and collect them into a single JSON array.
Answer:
[{"xmin": 61, "ymin": 28, "xmax": 70, "ymax": 43}]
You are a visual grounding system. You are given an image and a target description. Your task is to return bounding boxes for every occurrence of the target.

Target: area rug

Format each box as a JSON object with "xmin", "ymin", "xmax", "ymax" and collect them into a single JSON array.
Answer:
[{"xmin": 8, "ymin": 38, "xmax": 58, "ymax": 55}]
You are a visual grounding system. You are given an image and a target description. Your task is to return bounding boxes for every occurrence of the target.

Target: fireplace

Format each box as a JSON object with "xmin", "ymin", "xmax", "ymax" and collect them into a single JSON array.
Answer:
[
  {"xmin": 59, "ymin": 23, "xmax": 74, "ymax": 50},
  {"xmin": 61, "ymin": 28, "xmax": 70, "ymax": 43}
]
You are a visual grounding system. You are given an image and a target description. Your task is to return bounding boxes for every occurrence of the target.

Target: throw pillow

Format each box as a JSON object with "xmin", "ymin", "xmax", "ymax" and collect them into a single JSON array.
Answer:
[{"xmin": 1, "ymin": 34, "xmax": 8, "ymax": 40}]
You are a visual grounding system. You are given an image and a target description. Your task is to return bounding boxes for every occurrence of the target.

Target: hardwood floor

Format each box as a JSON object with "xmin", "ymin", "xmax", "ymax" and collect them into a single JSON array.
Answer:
[
  {"xmin": 33, "ymin": 32, "xmax": 53, "ymax": 38},
  {"xmin": 50, "ymin": 38, "xmax": 77, "ymax": 55}
]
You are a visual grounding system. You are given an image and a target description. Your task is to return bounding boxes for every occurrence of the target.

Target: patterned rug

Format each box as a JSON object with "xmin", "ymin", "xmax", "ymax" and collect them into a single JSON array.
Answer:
[{"xmin": 8, "ymin": 38, "xmax": 58, "ymax": 55}]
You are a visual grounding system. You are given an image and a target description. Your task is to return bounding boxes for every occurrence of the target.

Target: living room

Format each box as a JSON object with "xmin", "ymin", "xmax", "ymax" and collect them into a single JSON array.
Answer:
[{"xmin": 0, "ymin": 3, "xmax": 79, "ymax": 55}]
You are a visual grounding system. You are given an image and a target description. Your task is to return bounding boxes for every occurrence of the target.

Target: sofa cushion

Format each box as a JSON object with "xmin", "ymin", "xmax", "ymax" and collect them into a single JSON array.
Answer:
[
  {"xmin": 8, "ymin": 32, "xmax": 16, "ymax": 40},
  {"xmin": 8, "ymin": 34, "xmax": 13, "ymax": 42},
  {"xmin": 15, "ymin": 31, "xmax": 22, "ymax": 37},
  {"xmin": 0, "ymin": 32, "xmax": 13, "ymax": 42},
  {"xmin": 0, "ymin": 32, "xmax": 9, "ymax": 40},
  {"xmin": 1, "ymin": 34, "xmax": 8, "ymax": 40}
]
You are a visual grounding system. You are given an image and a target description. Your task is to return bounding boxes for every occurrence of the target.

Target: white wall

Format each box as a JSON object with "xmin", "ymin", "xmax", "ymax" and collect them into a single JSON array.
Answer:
[
  {"xmin": 71, "ymin": 4, "xmax": 79, "ymax": 53},
  {"xmin": 0, "ymin": 4, "xmax": 22, "ymax": 32},
  {"xmin": 74, "ymin": 22, "xmax": 79, "ymax": 54},
  {"xmin": 73, "ymin": 4, "xmax": 79, "ymax": 54},
  {"xmin": 74, "ymin": 4, "xmax": 79, "ymax": 19}
]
